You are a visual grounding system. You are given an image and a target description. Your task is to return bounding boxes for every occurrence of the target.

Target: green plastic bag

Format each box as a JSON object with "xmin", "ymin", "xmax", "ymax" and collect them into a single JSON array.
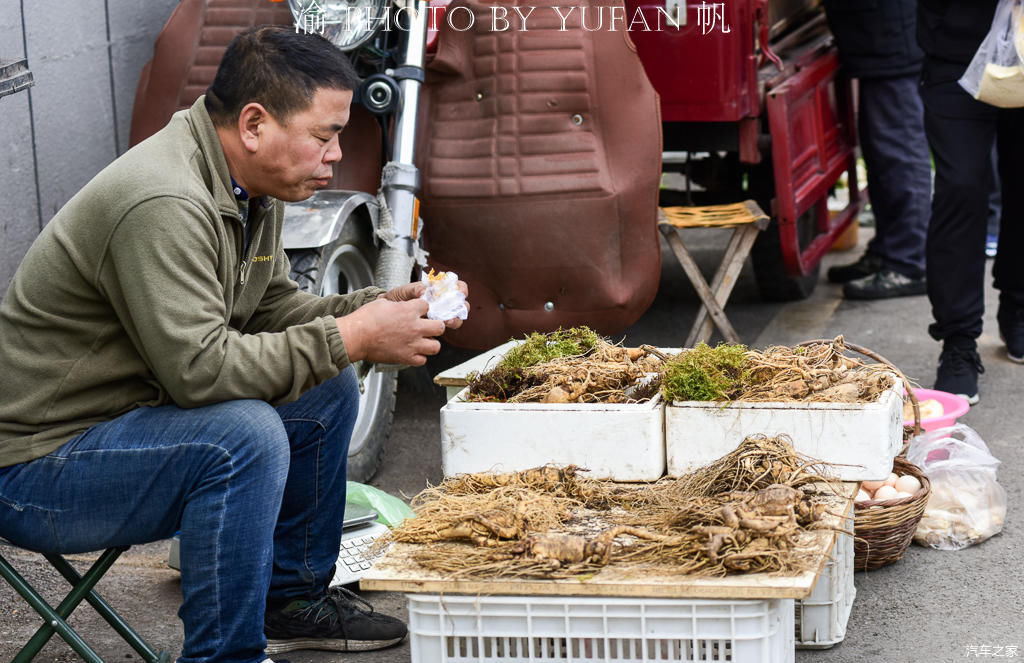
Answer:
[{"xmin": 346, "ymin": 481, "xmax": 415, "ymax": 528}]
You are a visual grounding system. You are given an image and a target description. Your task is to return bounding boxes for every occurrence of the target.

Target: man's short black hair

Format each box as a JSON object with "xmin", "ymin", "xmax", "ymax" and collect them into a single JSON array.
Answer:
[{"xmin": 205, "ymin": 25, "xmax": 361, "ymax": 126}]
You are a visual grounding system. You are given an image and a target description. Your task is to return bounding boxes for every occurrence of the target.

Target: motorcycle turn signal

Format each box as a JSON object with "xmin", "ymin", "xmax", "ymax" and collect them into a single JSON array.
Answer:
[{"xmin": 358, "ymin": 74, "xmax": 401, "ymax": 115}]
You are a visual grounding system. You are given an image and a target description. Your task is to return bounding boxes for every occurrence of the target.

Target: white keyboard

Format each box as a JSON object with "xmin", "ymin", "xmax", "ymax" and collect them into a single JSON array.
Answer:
[{"xmin": 330, "ymin": 520, "xmax": 392, "ymax": 587}]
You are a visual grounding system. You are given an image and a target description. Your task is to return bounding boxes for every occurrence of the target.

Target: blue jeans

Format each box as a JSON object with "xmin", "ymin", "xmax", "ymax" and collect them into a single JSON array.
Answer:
[{"xmin": 0, "ymin": 369, "xmax": 358, "ymax": 663}]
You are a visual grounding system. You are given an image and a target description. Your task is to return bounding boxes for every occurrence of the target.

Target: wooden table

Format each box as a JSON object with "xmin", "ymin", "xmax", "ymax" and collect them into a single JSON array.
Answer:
[{"xmin": 362, "ymin": 484, "xmax": 856, "ymax": 600}]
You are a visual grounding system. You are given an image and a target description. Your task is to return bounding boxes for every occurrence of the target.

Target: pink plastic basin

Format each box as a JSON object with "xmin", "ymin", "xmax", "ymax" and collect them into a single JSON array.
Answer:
[{"xmin": 904, "ymin": 388, "xmax": 970, "ymax": 431}]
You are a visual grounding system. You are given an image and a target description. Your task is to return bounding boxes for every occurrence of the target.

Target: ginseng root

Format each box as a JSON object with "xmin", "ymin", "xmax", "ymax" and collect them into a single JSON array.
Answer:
[{"xmin": 494, "ymin": 525, "xmax": 678, "ymax": 570}]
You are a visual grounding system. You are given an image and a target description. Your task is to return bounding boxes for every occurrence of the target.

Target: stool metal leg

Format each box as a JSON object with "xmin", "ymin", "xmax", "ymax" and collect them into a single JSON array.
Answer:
[
  {"xmin": 46, "ymin": 550, "xmax": 170, "ymax": 663},
  {"xmin": 0, "ymin": 551, "xmax": 106, "ymax": 663}
]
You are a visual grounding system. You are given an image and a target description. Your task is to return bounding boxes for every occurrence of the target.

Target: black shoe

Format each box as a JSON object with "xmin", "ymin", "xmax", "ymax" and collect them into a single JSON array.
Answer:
[
  {"xmin": 827, "ymin": 252, "xmax": 883, "ymax": 284},
  {"xmin": 997, "ymin": 303, "xmax": 1024, "ymax": 363},
  {"xmin": 264, "ymin": 586, "xmax": 407, "ymax": 654},
  {"xmin": 934, "ymin": 343, "xmax": 983, "ymax": 405},
  {"xmin": 843, "ymin": 270, "xmax": 927, "ymax": 300}
]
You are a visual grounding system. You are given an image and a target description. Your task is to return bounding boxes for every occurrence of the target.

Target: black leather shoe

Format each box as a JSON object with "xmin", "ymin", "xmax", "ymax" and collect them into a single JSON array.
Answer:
[
  {"xmin": 843, "ymin": 270, "xmax": 927, "ymax": 300},
  {"xmin": 827, "ymin": 252, "xmax": 883, "ymax": 284}
]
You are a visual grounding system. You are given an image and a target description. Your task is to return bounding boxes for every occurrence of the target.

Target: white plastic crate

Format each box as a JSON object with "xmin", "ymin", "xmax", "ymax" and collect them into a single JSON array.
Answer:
[
  {"xmin": 439, "ymin": 388, "xmax": 665, "ymax": 481},
  {"xmin": 407, "ymin": 594, "xmax": 795, "ymax": 663},
  {"xmin": 795, "ymin": 520, "xmax": 856, "ymax": 648},
  {"xmin": 665, "ymin": 377, "xmax": 903, "ymax": 481}
]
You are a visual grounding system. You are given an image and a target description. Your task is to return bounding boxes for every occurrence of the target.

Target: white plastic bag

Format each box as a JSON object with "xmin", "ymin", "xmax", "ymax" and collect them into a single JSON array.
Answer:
[
  {"xmin": 420, "ymin": 270, "xmax": 468, "ymax": 321},
  {"xmin": 959, "ymin": 0, "xmax": 1024, "ymax": 108},
  {"xmin": 906, "ymin": 424, "xmax": 1007, "ymax": 550}
]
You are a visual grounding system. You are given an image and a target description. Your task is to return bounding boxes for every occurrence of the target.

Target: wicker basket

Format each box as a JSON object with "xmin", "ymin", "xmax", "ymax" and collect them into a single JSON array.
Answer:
[
  {"xmin": 853, "ymin": 456, "xmax": 931, "ymax": 571},
  {"xmin": 789, "ymin": 338, "xmax": 930, "ymax": 571}
]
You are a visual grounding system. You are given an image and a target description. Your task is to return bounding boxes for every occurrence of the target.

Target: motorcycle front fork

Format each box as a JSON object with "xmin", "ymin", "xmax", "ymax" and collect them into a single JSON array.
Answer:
[{"xmin": 373, "ymin": 0, "xmax": 429, "ymax": 293}]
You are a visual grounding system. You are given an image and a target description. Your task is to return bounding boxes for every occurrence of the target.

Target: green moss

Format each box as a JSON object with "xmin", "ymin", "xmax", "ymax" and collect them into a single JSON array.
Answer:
[
  {"xmin": 661, "ymin": 342, "xmax": 747, "ymax": 402},
  {"xmin": 499, "ymin": 327, "xmax": 601, "ymax": 371},
  {"xmin": 466, "ymin": 327, "xmax": 602, "ymax": 401}
]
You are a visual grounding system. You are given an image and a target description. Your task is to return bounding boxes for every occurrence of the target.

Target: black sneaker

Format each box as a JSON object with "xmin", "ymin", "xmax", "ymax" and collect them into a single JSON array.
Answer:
[
  {"xmin": 997, "ymin": 303, "xmax": 1024, "ymax": 363},
  {"xmin": 843, "ymin": 269, "xmax": 927, "ymax": 300},
  {"xmin": 264, "ymin": 586, "xmax": 407, "ymax": 654},
  {"xmin": 827, "ymin": 251, "xmax": 883, "ymax": 284},
  {"xmin": 934, "ymin": 344, "xmax": 984, "ymax": 405}
]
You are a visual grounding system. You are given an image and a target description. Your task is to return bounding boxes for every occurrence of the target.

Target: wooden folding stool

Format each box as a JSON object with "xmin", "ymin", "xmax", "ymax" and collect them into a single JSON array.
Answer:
[
  {"xmin": 658, "ymin": 200, "xmax": 770, "ymax": 347},
  {"xmin": 0, "ymin": 543, "xmax": 171, "ymax": 663}
]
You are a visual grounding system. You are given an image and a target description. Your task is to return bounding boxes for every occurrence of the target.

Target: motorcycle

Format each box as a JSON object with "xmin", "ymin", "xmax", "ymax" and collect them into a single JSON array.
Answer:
[{"xmin": 278, "ymin": 0, "xmax": 432, "ymax": 481}]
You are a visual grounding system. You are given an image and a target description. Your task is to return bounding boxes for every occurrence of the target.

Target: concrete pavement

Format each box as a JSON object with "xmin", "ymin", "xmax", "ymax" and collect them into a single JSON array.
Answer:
[{"xmin": 1, "ymin": 228, "xmax": 1020, "ymax": 662}]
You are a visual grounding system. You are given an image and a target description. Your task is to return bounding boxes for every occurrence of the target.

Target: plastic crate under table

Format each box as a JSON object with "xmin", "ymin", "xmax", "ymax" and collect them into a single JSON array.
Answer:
[
  {"xmin": 794, "ymin": 509, "xmax": 855, "ymax": 649},
  {"xmin": 407, "ymin": 594, "xmax": 794, "ymax": 663}
]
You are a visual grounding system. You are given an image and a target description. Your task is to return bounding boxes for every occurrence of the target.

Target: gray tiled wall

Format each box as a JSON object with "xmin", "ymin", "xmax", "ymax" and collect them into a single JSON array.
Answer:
[{"xmin": 0, "ymin": 0, "xmax": 180, "ymax": 294}]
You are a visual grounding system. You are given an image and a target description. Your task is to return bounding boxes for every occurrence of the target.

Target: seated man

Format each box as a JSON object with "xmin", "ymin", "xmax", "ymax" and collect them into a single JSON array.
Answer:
[{"xmin": 0, "ymin": 25, "xmax": 466, "ymax": 663}]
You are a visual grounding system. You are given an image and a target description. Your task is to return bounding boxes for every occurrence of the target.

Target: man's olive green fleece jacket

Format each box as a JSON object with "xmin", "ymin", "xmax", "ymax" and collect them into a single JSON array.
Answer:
[{"xmin": 0, "ymin": 97, "xmax": 384, "ymax": 467}]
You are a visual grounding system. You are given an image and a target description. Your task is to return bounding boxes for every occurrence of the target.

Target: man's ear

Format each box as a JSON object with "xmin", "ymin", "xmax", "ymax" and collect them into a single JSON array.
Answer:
[{"xmin": 238, "ymin": 102, "xmax": 269, "ymax": 153}]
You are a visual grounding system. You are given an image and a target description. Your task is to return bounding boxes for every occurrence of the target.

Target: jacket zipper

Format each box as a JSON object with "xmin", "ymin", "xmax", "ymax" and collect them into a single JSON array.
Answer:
[
  {"xmin": 233, "ymin": 210, "xmax": 249, "ymax": 286},
  {"xmin": 238, "ymin": 212, "xmax": 265, "ymax": 286}
]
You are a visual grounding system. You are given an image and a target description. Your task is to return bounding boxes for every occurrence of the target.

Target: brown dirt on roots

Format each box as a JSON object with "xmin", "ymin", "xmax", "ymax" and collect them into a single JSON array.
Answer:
[
  {"xmin": 661, "ymin": 336, "xmax": 895, "ymax": 404},
  {"xmin": 387, "ymin": 439, "xmax": 847, "ymax": 580},
  {"xmin": 466, "ymin": 330, "xmax": 667, "ymax": 404}
]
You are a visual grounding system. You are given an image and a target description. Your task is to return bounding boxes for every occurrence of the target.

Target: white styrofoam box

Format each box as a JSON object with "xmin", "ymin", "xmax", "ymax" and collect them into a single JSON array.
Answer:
[
  {"xmin": 795, "ymin": 520, "xmax": 856, "ymax": 648},
  {"xmin": 440, "ymin": 388, "xmax": 665, "ymax": 481},
  {"xmin": 407, "ymin": 594, "xmax": 795, "ymax": 663},
  {"xmin": 665, "ymin": 379, "xmax": 903, "ymax": 481}
]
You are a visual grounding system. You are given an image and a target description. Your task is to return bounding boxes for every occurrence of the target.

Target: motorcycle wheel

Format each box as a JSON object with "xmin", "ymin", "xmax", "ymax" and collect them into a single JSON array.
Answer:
[{"xmin": 286, "ymin": 224, "xmax": 397, "ymax": 482}]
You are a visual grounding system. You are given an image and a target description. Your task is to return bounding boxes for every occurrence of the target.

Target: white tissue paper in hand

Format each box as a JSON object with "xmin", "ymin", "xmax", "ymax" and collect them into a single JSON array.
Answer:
[{"xmin": 420, "ymin": 270, "xmax": 468, "ymax": 321}]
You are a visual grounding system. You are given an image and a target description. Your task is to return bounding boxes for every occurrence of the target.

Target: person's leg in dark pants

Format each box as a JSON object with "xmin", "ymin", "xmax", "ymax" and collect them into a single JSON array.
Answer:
[
  {"xmin": 920, "ymin": 58, "xmax": 998, "ymax": 402},
  {"xmin": 842, "ymin": 74, "xmax": 932, "ymax": 299},
  {"xmin": 993, "ymin": 107, "xmax": 1024, "ymax": 361},
  {"xmin": 264, "ymin": 367, "xmax": 407, "ymax": 655},
  {"xmin": 830, "ymin": 74, "xmax": 932, "ymax": 296}
]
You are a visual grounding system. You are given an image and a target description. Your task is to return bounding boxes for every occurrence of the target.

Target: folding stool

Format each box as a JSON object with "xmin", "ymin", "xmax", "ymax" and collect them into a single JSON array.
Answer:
[
  {"xmin": 658, "ymin": 200, "xmax": 770, "ymax": 347},
  {"xmin": 0, "ymin": 542, "xmax": 171, "ymax": 663}
]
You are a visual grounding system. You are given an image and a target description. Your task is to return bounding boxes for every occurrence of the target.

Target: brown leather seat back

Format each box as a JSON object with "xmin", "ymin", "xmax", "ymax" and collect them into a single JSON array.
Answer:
[
  {"xmin": 129, "ymin": 0, "xmax": 380, "ymax": 193},
  {"xmin": 418, "ymin": 0, "xmax": 662, "ymax": 349},
  {"xmin": 130, "ymin": 0, "xmax": 292, "ymax": 145}
]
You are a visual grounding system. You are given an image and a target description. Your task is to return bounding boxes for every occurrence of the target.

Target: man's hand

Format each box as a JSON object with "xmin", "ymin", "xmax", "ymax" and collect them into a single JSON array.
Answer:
[
  {"xmin": 380, "ymin": 279, "xmax": 470, "ymax": 330},
  {"xmin": 335, "ymin": 298, "xmax": 445, "ymax": 366},
  {"xmin": 380, "ymin": 282, "xmax": 425, "ymax": 302}
]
